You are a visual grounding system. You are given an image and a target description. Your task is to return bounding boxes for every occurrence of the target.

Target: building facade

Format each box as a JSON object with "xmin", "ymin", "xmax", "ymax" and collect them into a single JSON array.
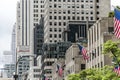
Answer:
[
  {"xmin": 41, "ymin": 42, "xmax": 71, "ymax": 79},
  {"xmin": 64, "ymin": 43, "xmax": 85, "ymax": 80},
  {"xmin": 22, "ymin": 66, "xmax": 41, "ymax": 80},
  {"xmin": 11, "ymin": 23, "xmax": 16, "ymax": 64},
  {"xmin": 44, "ymin": 0, "xmax": 111, "ymax": 43},
  {"xmin": 87, "ymin": 17, "xmax": 114, "ymax": 68},
  {"xmin": 4, "ymin": 64, "xmax": 15, "ymax": 78},
  {"xmin": 34, "ymin": 17, "xmax": 44, "ymax": 66}
]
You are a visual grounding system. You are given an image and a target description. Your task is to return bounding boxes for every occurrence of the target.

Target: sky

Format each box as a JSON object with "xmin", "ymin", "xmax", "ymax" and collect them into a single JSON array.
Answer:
[{"xmin": 0, "ymin": 0, "xmax": 119, "ymax": 68}]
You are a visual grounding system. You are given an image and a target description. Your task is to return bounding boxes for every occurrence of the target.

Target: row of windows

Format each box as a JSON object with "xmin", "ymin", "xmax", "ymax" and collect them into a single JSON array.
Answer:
[
  {"xmin": 34, "ymin": 74, "xmax": 41, "ymax": 78},
  {"xmin": 49, "ymin": 0, "xmax": 93, "ymax": 2},
  {"xmin": 49, "ymin": 40, "xmax": 62, "ymax": 43},
  {"xmin": 49, "ymin": 10, "xmax": 96, "ymax": 15},
  {"xmin": 49, "ymin": 4, "xmax": 94, "ymax": 9},
  {"xmin": 49, "ymin": 22, "xmax": 67, "ymax": 26},
  {"xmin": 49, "ymin": 28, "xmax": 61, "ymax": 32},
  {"xmin": 49, "ymin": 34, "xmax": 62, "ymax": 38},
  {"xmin": 34, "ymin": 69, "xmax": 41, "ymax": 72},
  {"xmin": 49, "ymin": 16, "xmax": 94, "ymax": 20},
  {"xmin": 49, "ymin": 10, "xmax": 94, "ymax": 15},
  {"xmin": 34, "ymin": 0, "xmax": 44, "ymax": 3},
  {"xmin": 92, "ymin": 61, "xmax": 103, "ymax": 68}
]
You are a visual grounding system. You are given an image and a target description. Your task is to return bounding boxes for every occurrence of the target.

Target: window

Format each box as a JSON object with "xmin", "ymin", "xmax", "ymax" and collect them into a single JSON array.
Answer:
[
  {"xmin": 49, "ymin": 5, "xmax": 52, "ymax": 8},
  {"xmin": 49, "ymin": 22, "xmax": 52, "ymax": 25},
  {"xmin": 81, "ymin": 0, "xmax": 84, "ymax": 2},
  {"xmin": 63, "ymin": 16, "xmax": 66, "ymax": 20},
  {"xmin": 72, "ymin": 16, "xmax": 75, "ymax": 20},
  {"xmin": 54, "ymin": 4, "xmax": 57, "ymax": 8},
  {"xmin": 97, "ymin": 11, "xmax": 99, "ymax": 14},
  {"xmin": 108, "ymin": 27, "xmax": 114, "ymax": 33},
  {"xmin": 77, "ymin": 16, "xmax": 80, "ymax": 20},
  {"xmin": 81, "ymin": 16, "xmax": 84, "ymax": 20},
  {"xmin": 68, "ymin": 16, "xmax": 70, "ymax": 20},
  {"xmin": 49, "ymin": 11, "xmax": 52, "ymax": 14},
  {"xmin": 81, "ymin": 4, "xmax": 84, "ymax": 8},
  {"xmin": 59, "ymin": 34, "xmax": 61, "ymax": 38},
  {"xmin": 90, "ymin": 17, "xmax": 93, "ymax": 20},
  {"xmin": 81, "ymin": 10, "xmax": 84, "ymax": 14},
  {"xmin": 59, "ymin": 28, "xmax": 61, "ymax": 32},
  {"xmin": 63, "ymin": 0, "xmax": 65, "ymax": 2},
  {"xmin": 68, "ymin": 10, "xmax": 70, "ymax": 14},
  {"xmin": 54, "ymin": 16, "xmax": 57, "ymax": 19},
  {"xmin": 54, "ymin": 22, "xmax": 57, "ymax": 26},
  {"xmin": 91, "ymin": 11, "xmax": 93, "ymax": 14},
  {"xmin": 50, "ymin": 28, "xmax": 52, "ymax": 32},
  {"xmin": 77, "ymin": 0, "xmax": 79, "ymax": 2},
  {"xmin": 81, "ymin": 64, "xmax": 85, "ymax": 70},
  {"xmin": 49, "ymin": 16, "xmax": 52, "ymax": 19},
  {"xmin": 50, "ymin": 34, "xmax": 52, "ymax": 38},
  {"xmin": 54, "ymin": 34, "xmax": 57, "ymax": 38},
  {"xmin": 63, "ymin": 11, "xmax": 66, "ymax": 14},
  {"xmin": 59, "ymin": 22, "xmax": 61, "ymax": 26},
  {"xmin": 59, "ymin": 16, "xmax": 61, "ymax": 20},
  {"xmin": 96, "ymin": 0, "xmax": 99, "ymax": 3},
  {"xmin": 54, "ymin": 28, "xmax": 57, "ymax": 32},
  {"xmin": 96, "ymin": 5, "xmax": 99, "ymax": 8},
  {"xmin": 59, "ymin": 10, "xmax": 61, "ymax": 14},
  {"xmin": 63, "ymin": 22, "xmax": 66, "ymax": 26},
  {"xmin": 90, "ymin": 0, "xmax": 93, "ymax": 2},
  {"xmin": 68, "ymin": 0, "xmax": 70, "ymax": 2}
]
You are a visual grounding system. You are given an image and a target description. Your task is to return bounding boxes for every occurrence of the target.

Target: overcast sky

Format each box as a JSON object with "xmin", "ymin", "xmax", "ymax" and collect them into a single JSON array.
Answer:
[{"xmin": 0, "ymin": 0, "xmax": 119, "ymax": 68}]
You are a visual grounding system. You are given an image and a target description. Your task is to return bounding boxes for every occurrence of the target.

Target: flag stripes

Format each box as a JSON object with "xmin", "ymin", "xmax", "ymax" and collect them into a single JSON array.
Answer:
[
  {"xmin": 77, "ymin": 44, "xmax": 89, "ymax": 60},
  {"xmin": 114, "ymin": 9, "xmax": 120, "ymax": 39},
  {"xmin": 56, "ymin": 64, "xmax": 63, "ymax": 77},
  {"xmin": 114, "ymin": 66, "xmax": 120, "ymax": 76}
]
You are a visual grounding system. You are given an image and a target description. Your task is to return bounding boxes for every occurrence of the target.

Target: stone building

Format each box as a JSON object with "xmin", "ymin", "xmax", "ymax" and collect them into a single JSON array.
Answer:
[
  {"xmin": 64, "ymin": 43, "xmax": 85, "ymax": 80},
  {"xmin": 87, "ymin": 17, "xmax": 114, "ymax": 68}
]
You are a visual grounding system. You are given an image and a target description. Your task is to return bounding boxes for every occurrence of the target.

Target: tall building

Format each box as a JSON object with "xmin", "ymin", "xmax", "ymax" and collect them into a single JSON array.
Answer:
[
  {"xmin": 15, "ymin": 0, "xmax": 45, "ymax": 79},
  {"xmin": 41, "ymin": 42, "xmax": 71, "ymax": 79},
  {"xmin": 4, "ymin": 64, "xmax": 15, "ymax": 78},
  {"xmin": 87, "ymin": 17, "xmax": 114, "ymax": 68},
  {"xmin": 44, "ymin": 0, "xmax": 111, "ymax": 43},
  {"xmin": 16, "ymin": 0, "xmax": 45, "ymax": 63},
  {"xmin": 34, "ymin": 17, "xmax": 44, "ymax": 66},
  {"xmin": 11, "ymin": 23, "xmax": 16, "ymax": 64},
  {"xmin": 3, "ymin": 51, "xmax": 12, "ymax": 65}
]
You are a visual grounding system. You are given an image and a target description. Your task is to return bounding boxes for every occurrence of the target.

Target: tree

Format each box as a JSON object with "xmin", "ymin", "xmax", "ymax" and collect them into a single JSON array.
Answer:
[
  {"xmin": 67, "ymin": 40, "xmax": 120, "ymax": 80},
  {"xmin": 67, "ymin": 66, "xmax": 119, "ymax": 80},
  {"xmin": 102, "ymin": 40, "xmax": 120, "ymax": 65},
  {"xmin": 108, "ymin": 12, "xmax": 114, "ymax": 17}
]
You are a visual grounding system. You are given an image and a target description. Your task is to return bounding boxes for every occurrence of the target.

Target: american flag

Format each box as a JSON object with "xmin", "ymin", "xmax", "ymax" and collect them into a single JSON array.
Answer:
[
  {"xmin": 78, "ymin": 44, "xmax": 89, "ymax": 60},
  {"xmin": 43, "ymin": 75, "xmax": 48, "ymax": 80},
  {"xmin": 57, "ymin": 64, "xmax": 63, "ymax": 77},
  {"xmin": 114, "ymin": 66, "xmax": 120, "ymax": 76},
  {"xmin": 114, "ymin": 9, "xmax": 120, "ymax": 39}
]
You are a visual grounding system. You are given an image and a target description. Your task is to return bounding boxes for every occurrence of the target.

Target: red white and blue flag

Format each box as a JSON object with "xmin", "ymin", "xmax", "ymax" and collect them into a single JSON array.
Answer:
[
  {"xmin": 114, "ymin": 9, "xmax": 120, "ymax": 39},
  {"xmin": 56, "ymin": 64, "xmax": 63, "ymax": 77},
  {"xmin": 78, "ymin": 44, "xmax": 89, "ymax": 60},
  {"xmin": 114, "ymin": 66, "xmax": 120, "ymax": 76},
  {"xmin": 43, "ymin": 75, "xmax": 48, "ymax": 80}
]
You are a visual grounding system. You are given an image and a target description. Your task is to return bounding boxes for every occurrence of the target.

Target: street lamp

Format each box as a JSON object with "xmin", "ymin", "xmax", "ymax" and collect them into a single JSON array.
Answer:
[{"xmin": 13, "ymin": 54, "xmax": 36, "ymax": 80}]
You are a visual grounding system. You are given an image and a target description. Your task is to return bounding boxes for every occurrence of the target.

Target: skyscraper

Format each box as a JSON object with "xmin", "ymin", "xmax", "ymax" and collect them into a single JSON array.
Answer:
[{"xmin": 44, "ymin": 0, "xmax": 111, "ymax": 43}]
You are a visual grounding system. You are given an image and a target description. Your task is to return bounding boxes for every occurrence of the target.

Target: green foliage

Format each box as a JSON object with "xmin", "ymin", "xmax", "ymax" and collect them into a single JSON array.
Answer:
[
  {"xmin": 67, "ymin": 66, "xmax": 119, "ymax": 80},
  {"xmin": 67, "ymin": 40, "xmax": 120, "ymax": 80},
  {"xmin": 68, "ymin": 74, "xmax": 80, "ymax": 80},
  {"xmin": 102, "ymin": 40, "xmax": 120, "ymax": 64},
  {"xmin": 108, "ymin": 12, "xmax": 114, "ymax": 17}
]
